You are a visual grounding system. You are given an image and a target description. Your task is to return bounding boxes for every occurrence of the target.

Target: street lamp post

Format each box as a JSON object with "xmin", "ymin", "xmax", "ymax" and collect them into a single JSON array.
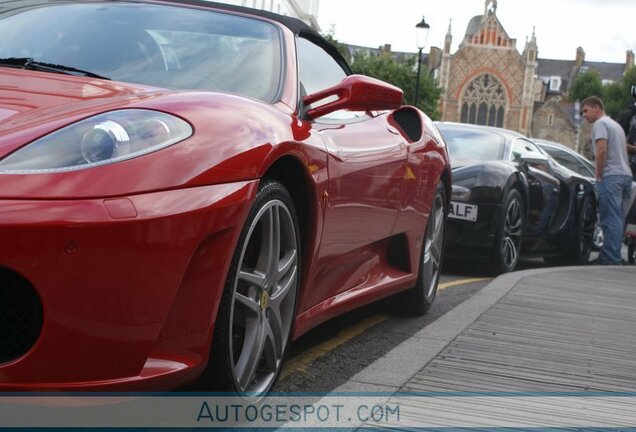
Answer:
[{"xmin": 413, "ymin": 16, "xmax": 430, "ymax": 107}]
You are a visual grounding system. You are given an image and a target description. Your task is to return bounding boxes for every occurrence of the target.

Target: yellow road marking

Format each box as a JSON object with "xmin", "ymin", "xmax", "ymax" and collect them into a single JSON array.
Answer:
[
  {"xmin": 438, "ymin": 277, "xmax": 491, "ymax": 291},
  {"xmin": 281, "ymin": 277, "xmax": 491, "ymax": 380},
  {"xmin": 281, "ymin": 314, "xmax": 389, "ymax": 380}
]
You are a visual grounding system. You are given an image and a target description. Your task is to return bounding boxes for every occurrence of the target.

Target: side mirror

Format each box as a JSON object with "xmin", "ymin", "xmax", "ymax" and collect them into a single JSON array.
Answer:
[
  {"xmin": 519, "ymin": 152, "xmax": 550, "ymax": 166},
  {"xmin": 303, "ymin": 75, "xmax": 403, "ymax": 119},
  {"xmin": 518, "ymin": 152, "xmax": 554, "ymax": 174}
]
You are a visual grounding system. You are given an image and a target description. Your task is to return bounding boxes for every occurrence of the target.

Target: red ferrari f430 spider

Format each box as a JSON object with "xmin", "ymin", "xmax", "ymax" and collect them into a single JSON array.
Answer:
[{"xmin": 0, "ymin": 0, "xmax": 451, "ymax": 394}]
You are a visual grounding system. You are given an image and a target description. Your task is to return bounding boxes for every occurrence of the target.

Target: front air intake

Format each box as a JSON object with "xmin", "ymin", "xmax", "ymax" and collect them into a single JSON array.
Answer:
[{"xmin": 0, "ymin": 268, "xmax": 43, "ymax": 364}]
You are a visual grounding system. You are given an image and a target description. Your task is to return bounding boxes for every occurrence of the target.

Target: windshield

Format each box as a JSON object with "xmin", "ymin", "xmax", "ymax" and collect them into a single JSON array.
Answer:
[
  {"xmin": 436, "ymin": 125, "xmax": 506, "ymax": 163},
  {"xmin": 0, "ymin": 2, "xmax": 283, "ymax": 102}
]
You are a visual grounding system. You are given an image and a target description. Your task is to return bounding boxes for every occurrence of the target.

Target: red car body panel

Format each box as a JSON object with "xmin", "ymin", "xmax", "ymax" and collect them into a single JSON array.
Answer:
[
  {"xmin": 0, "ymin": 0, "xmax": 450, "ymax": 391},
  {"xmin": 0, "ymin": 181, "xmax": 257, "ymax": 390}
]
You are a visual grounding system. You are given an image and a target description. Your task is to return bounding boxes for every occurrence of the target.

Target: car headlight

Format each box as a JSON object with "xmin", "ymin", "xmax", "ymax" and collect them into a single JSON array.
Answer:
[
  {"xmin": 0, "ymin": 109, "xmax": 192, "ymax": 173},
  {"xmin": 451, "ymin": 185, "xmax": 471, "ymax": 202}
]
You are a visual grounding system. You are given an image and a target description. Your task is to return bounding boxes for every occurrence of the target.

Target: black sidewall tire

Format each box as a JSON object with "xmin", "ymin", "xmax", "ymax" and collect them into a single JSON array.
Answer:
[
  {"xmin": 571, "ymin": 197, "xmax": 594, "ymax": 264},
  {"xmin": 202, "ymin": 178, "xmax": 301, "ymax": 394},
  {"xmin": 545, "ymin": 197, "xmax": 595, "ymax": 266},
  {"xmin": 406, "ymin": 182, "xmax": 447, "ymax": 315},
  {"xmin": 491, "ymin": 189, "xmax": 523, "ymax": 275}
]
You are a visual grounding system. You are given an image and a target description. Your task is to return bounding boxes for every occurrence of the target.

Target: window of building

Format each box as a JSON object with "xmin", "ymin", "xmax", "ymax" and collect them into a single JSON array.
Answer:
[
  {"xmin": 549, "ymin": 76, "xmax": 561, "ymax": 91},
  {"xmin": 460, "ymin": 74, "xmax": 506, "ymax": 127}
]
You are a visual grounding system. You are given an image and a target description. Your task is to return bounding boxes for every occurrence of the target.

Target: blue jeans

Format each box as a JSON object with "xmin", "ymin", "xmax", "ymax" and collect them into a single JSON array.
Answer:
[{"xmin": 597, "ymin": 174, "xmax": 633, "ymax": 264}]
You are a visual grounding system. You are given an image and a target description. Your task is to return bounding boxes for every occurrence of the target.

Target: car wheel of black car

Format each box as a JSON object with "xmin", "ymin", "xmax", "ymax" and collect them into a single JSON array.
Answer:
[
  {"xmin": 592, "ymin": 219, "xmax": 603, "ymax": 251},
  {"xmin": 568, "ymin": 197, "xmax": 595, "ymax": 264},
  {"xmin": 628, "ymin": 241, "xmax": 636, "ymax": 264},
  {"xmin": 544, "ymin": 197, "xmax": 595, "ymax": 266},
  {"xmin": 205, "ymin": 178, "xmax": 300, "ymax": 395},
  {"xmin": 405, "ymin": 182, "xmax": 446, "ymax": 315},
  {"xmin": 491, "ymin": 189, "xmax": 524, "ymax": 274}
]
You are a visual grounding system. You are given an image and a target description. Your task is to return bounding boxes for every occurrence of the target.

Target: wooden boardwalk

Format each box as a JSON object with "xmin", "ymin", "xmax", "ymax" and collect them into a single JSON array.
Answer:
[{"xmin": 405, "ymin": 267, "xmax": 636, "ymax": 393}]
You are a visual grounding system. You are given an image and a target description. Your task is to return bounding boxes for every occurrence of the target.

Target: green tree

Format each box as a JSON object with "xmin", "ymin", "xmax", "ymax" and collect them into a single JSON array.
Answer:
[
  {"xmin": 603, "ymin": 66, "xmax": 636, "ymax": 119},
  {"xmin": 602, "ymin": 81, "xmax": 624, "ymax": 119},
  {"xmin": 323, "ymin": 34, "xmax": 351, "ymax": 63},
  {"xmin": 350, "ymin": 52, "xmax": 442, "ymax": 118},
  {"xmin": 568, "ymin": 70, "xmax": 603, "ymax": 103},
  {"xmin": 321, "ymin": 35, "xmax": 442, "ymax": 118}
]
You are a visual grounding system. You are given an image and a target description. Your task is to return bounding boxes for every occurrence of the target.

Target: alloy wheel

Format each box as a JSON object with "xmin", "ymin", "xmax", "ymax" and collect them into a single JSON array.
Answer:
[
  {"xmin": 422, "ymin": 191, "xmax": 445, "ymax": 298},
  {"xmin": 229, "ymin": 199, "xmax": 298, "ymax": 394},
  {"xmin": 502, "ymin": 197, "xmax": 523, "ymax": 269},
  {"xmin": 578, "ymin": 201, "xmax": 595, "ymax": 260}
]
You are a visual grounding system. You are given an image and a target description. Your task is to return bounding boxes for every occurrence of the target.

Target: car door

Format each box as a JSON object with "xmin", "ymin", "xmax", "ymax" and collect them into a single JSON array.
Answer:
[
  {"xmin": 511, "ymin": 138, "xmax": 560, "ymax": 235},
  {"xmin": 296, "ymin": 36, "xmax": 405, "ymax": 307}
]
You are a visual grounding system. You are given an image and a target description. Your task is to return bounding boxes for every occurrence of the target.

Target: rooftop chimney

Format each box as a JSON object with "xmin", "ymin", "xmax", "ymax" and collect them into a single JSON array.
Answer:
[{"xmin": 575, "ymin": 47, "xmax": 585, "ymax": 69}]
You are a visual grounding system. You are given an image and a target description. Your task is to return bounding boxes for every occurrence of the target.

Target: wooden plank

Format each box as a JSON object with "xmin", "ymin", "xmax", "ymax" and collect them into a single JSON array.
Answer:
[{"xmin": 404, "ymin": 268, "xmax": 636, "ymax": 393}]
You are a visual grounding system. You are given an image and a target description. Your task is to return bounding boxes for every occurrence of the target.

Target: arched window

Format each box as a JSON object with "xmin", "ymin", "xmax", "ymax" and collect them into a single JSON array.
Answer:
[{"xmin": 460, "ymin": 74, "xmax": 506, "ymax": 127}]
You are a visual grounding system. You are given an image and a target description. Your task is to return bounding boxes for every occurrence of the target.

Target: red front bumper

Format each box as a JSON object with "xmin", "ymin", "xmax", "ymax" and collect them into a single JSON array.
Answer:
[{"xmin": 0, "ymin": 180, "xmax": 258, "ymax": 391}]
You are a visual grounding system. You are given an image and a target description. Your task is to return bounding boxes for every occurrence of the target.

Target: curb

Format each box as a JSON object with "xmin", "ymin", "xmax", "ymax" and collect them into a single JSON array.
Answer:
[{"xmin": 332, "ymin": 265, "xmax": 596, "ymax": 393}]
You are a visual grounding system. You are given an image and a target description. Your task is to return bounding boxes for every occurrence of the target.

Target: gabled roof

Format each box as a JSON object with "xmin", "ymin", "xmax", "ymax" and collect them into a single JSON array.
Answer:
[
  {"xmin": 464, "ymin": 15, "xmax": 484, "ymax": 39},
  {"xmin": 537, "ymin": 58, "xmax": 625, "ymax": 83},
  {"xmin": 581, "ymin": 61, "xmax": 625, "ymax": 82},
  {"xmin": 537, "ymin": 59, "xmax": 575, "ymax": 78},
  {"xmin": 462, "ymin": 12, "xmax": 514, "ymax": 46}
]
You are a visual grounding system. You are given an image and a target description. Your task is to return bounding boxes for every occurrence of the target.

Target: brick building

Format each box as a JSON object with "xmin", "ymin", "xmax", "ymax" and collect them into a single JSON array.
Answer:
[{"xmin": 434, "ymin": 0, "xmax": 634, "ymax": 154}]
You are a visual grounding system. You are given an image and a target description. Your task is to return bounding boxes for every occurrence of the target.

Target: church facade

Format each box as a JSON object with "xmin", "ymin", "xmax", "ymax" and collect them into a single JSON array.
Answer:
[
  {"xmin": 435, "ymin": 0, "xmax": 633, "ymax": 153},
  {"xmin": 438, "ymin": 0, "xmax": 537, "ymax": 137}
]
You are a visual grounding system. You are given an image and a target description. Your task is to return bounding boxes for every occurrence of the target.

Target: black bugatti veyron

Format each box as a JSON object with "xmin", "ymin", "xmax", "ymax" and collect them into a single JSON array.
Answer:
[{"xmin": 436, "ymin": 122, "xmax": 597, "ymax": 274}]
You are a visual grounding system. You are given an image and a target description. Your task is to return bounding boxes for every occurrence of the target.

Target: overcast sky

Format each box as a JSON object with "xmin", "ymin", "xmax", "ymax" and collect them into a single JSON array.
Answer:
[{"xmin": 318, "ymin": 0, "xmax": 636, "ymax": 63}]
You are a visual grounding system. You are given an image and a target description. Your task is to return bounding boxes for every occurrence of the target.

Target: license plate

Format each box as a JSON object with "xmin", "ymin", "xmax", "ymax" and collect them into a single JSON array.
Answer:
[{"xmin": 449, "ymin": 201, "xmax": 478, "ymax": 222}]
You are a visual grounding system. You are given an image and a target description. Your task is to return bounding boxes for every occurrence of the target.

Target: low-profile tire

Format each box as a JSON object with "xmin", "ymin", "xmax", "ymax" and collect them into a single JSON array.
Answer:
[
  {"xmin": 544, "ymin": 197, "xmax": 595, "ymax": 266},
  {"xmin": 405, "ymin": 182, "xmax": 446, "ymax": 315},
  {"xmin": 490, "ymin": 189, "xmax": 524, "ymax": 275},
  {"xmin": 204, "ymin": 178, "xmax": 300, "ymax": 395},
  {"xmin": 567, "ymin": 197, "xmax": 595, "ymax": 264},
  {"xmin": 592, "ymin": 219, "xmax": 603, "ymax": 251}
]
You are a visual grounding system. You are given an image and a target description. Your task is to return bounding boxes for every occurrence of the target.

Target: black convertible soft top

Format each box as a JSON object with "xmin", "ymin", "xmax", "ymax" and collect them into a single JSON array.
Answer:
[{"xmin": 169, "ymin": 0, "xmax": 321, "ymax": 37}]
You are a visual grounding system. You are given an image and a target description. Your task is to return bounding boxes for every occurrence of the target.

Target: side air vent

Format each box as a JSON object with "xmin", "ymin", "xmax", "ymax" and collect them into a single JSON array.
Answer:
[
  {"xmin": 387, "ymin": 234, "xmax": 411, "ymax": 273},
  {"xmin": 391, "ymin": 108, "xmax": 422, "ymax": 142},
  {"xmin": 0, "ymin": 268, "xmax": 43, "ymax": 364}
]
